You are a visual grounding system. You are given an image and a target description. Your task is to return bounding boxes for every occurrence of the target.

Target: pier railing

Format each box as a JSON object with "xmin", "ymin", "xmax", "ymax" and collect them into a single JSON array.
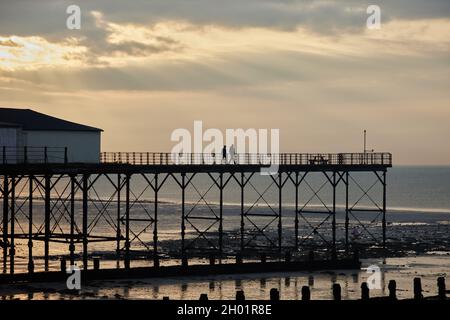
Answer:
[
  {"xmin": 100, "ymin": 152, "xmax": 392, "ymax": 166},
  {"xmin": 0, "ymin": 149, "xmax": 392, "ymax": 166},
  {"xmin": 1, "ymin": 146, "xmax": 68, "ymax": 164}
]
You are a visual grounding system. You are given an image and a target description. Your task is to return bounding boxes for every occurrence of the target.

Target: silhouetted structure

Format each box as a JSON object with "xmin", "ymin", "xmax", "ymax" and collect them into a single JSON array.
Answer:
[
  {"xmin": 361, "ymin": 282, "xmax": 369, "ymax": 300},
  {"xmin": 270, "ymin": 288, "xmax": 280, "ymax": 301},
  {"xmin": 0, "ymin": 152, "xmax": 391, "ymax": 275},
  {"xmin": 388, "ymin": 280, "xmax": 397, "ymax": 300},
  {"xmin": 301, "ymin": 286, "xmax": 310, "ymax": 301}
]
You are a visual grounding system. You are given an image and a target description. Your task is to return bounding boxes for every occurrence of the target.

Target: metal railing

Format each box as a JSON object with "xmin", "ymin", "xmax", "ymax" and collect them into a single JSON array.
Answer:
[
  {"xmin": 100, "ymin": 152, "xmax": 392, "ymax": 166},
  {"xmin": 1, "ymin": 146, "xmax": 68, "ymax": 164}
]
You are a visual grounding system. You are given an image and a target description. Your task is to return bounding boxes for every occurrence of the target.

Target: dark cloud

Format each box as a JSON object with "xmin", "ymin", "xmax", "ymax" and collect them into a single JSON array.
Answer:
[
  {"xmin": 1, "ymin": 0, "xmax": 449, "ymax": 39},
  {"xmin": 1, "ymin": 0, "xmax": 449, "ymax": 66}
]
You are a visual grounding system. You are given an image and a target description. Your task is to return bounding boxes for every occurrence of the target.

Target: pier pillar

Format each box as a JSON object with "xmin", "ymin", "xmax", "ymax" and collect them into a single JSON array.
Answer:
[
  {"xmin": 332, "ymin": 171, "xmax": 337, "ymax": 260},
  {"xmin": 44, "ymin": 174, "xmax": 51, "ymax": 272},
  {"xmin": 240, "ymin": 173, "xmax": 245, "ymax": 253},
  {"xmin": 60, "ymin": 257, "xmax": 67, "ymax": 273},
  {"xmin": 28, "ymin": 176, "xmax": 34, "ymax": 274},
  {"xmin": 69, "ymin": 175, "xmax": 75, "ymax": 266},
  {"xmin": 9, "ymin": 175, "xmax": 15, "ymax": 274},
  {"xmin": 181, "ymin": 173, "xmax": 186, "ymax": 259},
  {"xmin": 93, "ymin": 257, "xmax": 100, "ymax": 270},
  {"xmin": 236, "ymin": 252, "xmax": 243, "ymax": 264},
  {"xmin": 382, "ymin": 170, "xmax": 387, "ymax": 250},
  {"xmin": 124, "ymin": 174, "xmax": 130, "ymax": 269},
  {"xmin": 182, "ymin": 255, "xmax": 188, "ymax": 268},
  {"xmin": 284, "ymin": 251, "xmax": 291, "ymax": 263},
  {"xmin": 219, "ymin": 173, "xmax": 223, "ymax": 259},
  {"xmin": 2, "ymin": 175, "xmax": 8, "ymax": 273},
  {"xmin": 294, "ymin": 172, "xmax": 299, "ymax": 251},
  {"xmin": 153, "ymin": 173, "xmax": 159, "ymax": 267},
  {"xmin": 278, "ymin": 172, "xmax": 282, "ymax": 254},
  {"xmin": 82, "ymin": 174, "xmax": 89, "ymax": 271},
  {"xmin": 260, "ymin": 253, "xmax": 267, "ymax": 264},
  {"xmin": 345, "ymin": 171, "xmax": 349, "ymax": 253},
  {"xmin": 116, "ymin": 174, "xmax": 121, "ymax": 259}
]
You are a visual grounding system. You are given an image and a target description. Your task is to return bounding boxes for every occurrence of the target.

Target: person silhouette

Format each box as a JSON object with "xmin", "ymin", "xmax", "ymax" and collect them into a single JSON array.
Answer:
[
  {"xmin": 229, "ymin": 144, "xmax": 236, "ymax": 164},
  {"xmin": 222, "ymin": 145, "xmax": 227, "ymax": 164}
]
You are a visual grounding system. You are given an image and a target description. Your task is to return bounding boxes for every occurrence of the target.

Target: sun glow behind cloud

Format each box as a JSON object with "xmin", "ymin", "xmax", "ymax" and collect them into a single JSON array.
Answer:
[
  {"xmin": 0, "ymin": 36, "xmax": 88, "ymax": 70},
  {"xmin": 1, "ymin": 9, "xmax": 449, "ymax": 73}
]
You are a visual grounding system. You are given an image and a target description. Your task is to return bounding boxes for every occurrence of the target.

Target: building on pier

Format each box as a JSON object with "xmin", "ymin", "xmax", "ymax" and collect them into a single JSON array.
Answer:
[{"xmin": 0, "ymin": 107, "xmax": 102, "ymax": 163}]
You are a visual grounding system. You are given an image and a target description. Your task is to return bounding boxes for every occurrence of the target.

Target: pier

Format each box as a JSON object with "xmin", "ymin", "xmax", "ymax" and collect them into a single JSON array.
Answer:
[{"xmin": 0, "ymin": 151, "xmax": 391, "ymax": 277}]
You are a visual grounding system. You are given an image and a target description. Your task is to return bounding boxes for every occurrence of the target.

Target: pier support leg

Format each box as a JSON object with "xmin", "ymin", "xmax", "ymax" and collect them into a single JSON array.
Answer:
[
  {"xmin": 124, "ymin": 174, "xmax": 130, "ymax": 269},
  {"xmin": 116, "ymin": 174, "xmax": 121, "ymax": 265},
  {"xmin": 2, "ymin": 176, "xmax": 8, "ymax": 273},
  {"xmin": 181, "ymin": 173, "xmax": 186, "ymax": 261},
  {"xmin": 82, "ymin": 174, "xmax": 89, "ymax": 271},
  {"xmin": 69, "ymin": 175, "xmax": 75, "ymax": 266},
  {"xmin": 382, "ymin": 170, "xmax": 387, "ymax": 250},
  {"xmin": 278, "ymin": 172, "xmax": 282, "ymax": 254},
  {"xmin": 10, "ymin": 176, "xmax": 15, "ymax": 274},
  {"xmin": 153, "ymin": 174, "xmax": 159, "ymax": 267},
  {"xmin": 240, "ymin": 173, "xmax": 245, "ymax": 254},
  {"xmin": 332, "ymin": 171, "xmax": 337, "ymax": 260},
  {"xmin": 345, "ymin": 171, "xmax": 349, "ymax": 253},
  {"xmin": 294, "ymin": 172, "xmax": 299, "ymax": 251},
  {"xmin": 219, "ymin": 173, "xmax": 223, "ymax": 261},
  {"xmin": 44, "ymin": 174, "xmax": 50, "ymax": 272},
  {"xmin": 28, "ymin": 176, "xmax": 34, "ymax": 274}
]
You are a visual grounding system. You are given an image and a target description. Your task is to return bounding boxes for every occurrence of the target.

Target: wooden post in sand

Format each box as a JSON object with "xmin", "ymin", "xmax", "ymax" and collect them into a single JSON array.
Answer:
[
  {"xmin": 361, "ymin": 282, "xmax": 370, "ymax": 300},
  {"xmin": 270, "ymin": 288, "xmax": 280, "ymax": 301},
  {"xmin": 236, "ymin": 290, "xmax": 245, "ymax": 301},
  {"xmin": 414, "ymin": 277, "xmax": 423, "ymax": 300},
  {"xmin": 332, "ymin": 283, "xmax": 341, "ymax": 301},
  {"xmin": 388, "ymin": 280, "xmax": 397, "ymax": 300},
  {"xmin": 301, "ymin": 286, "xmax": 311, "ymax": 301},
  {"xmin": 437, "ymin": 277, "xmax": 446, "ymax": 300}
]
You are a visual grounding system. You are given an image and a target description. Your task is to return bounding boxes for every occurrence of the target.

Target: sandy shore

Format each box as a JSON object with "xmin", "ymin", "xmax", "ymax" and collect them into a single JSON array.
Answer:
[{"xmin": 0, "ymin": 254, "xmax": 448, "ymax": 300}]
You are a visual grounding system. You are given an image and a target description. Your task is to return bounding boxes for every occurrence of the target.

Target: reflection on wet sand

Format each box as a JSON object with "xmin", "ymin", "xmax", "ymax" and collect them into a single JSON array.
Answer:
[{"xmin": 0, "ymin": 255, "xmax": 448, "ymax": 300}]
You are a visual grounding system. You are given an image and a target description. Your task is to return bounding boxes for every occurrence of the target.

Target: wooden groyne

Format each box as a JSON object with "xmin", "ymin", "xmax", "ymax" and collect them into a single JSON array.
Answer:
[{"xmin": 188, "ymin": 276, "xmax": 449, "ymax": 301}]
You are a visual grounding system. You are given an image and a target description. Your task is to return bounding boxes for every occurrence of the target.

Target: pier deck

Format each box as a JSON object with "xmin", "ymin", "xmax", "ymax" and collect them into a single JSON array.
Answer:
[{"xmin": 0, "ymin": 152, "xmax": 391, "ymax": 276}]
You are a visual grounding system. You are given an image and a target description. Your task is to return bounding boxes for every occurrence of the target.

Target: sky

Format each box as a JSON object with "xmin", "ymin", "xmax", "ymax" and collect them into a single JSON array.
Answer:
[{"xmin": 0, "ymin": 0, "xmax": 449, "ymax": 165}]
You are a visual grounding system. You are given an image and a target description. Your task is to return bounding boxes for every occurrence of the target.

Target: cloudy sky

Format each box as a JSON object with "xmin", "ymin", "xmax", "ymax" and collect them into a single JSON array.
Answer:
[{"xmin": 0, "ymin": 0, "xmax": 449, "ymax": 164}]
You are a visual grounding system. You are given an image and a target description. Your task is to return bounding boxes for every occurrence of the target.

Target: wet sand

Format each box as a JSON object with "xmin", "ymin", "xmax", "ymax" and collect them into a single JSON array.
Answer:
[{"xmin": 0, "ymin": 254, "xmax": 448, "ymax": 300}]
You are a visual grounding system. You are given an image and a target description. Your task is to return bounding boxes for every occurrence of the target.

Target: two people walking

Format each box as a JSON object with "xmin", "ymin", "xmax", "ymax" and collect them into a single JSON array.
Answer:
[{"xmin": 222, "ymin": 144, "xmax": 236, "ymax": 164}]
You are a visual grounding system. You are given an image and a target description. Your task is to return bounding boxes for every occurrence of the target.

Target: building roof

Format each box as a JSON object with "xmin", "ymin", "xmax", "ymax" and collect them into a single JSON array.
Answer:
[{"xmin": 0, "ymin": 108, "xmax": 103, "ymax": 132}]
